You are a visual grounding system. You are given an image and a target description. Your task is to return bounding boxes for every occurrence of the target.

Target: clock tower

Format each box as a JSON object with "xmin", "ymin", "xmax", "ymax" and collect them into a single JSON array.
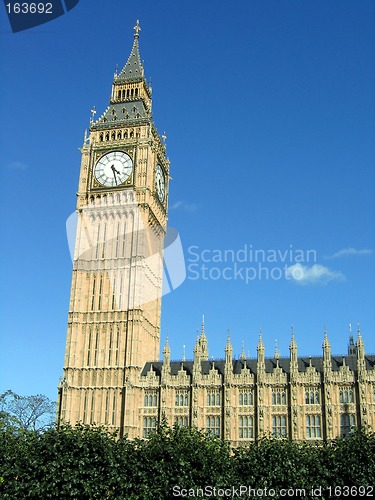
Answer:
[{"xmin": 57, "ymin": 21, "xmax": 169, "ymax": 437}]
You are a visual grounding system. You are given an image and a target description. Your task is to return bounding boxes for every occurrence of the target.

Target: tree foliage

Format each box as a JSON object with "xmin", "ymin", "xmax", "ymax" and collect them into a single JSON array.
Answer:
[
  {"xmin": 0, "ymin": 420, "xmax": 374, "ymax": 499},
  {"xmin": 0, "ymin": 390, "xmax": 56, "ymax": 432}
]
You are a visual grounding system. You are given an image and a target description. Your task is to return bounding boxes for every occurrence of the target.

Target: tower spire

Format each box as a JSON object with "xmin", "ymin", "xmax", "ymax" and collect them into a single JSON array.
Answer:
[{"xmin": 117, "ymin": 20, "xmax": 144, "ymax": 81}]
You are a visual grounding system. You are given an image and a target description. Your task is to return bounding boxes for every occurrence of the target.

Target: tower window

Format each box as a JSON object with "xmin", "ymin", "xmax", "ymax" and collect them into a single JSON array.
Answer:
[
  {"xmin": 101, "ymin": 224, "xmax": 107, "ymax": 259},
  {"xmin": 87, "ymin": 330, "xmax": 92, "ymax": 365},
  {"xmin": 105, "ymin": 133, "xmax": 110, "ymax": 141},
  {"xmin": 115, "ymin": 329, "xmax": 120, "ymax": 365},
  {"xmin": 90, "ymin": 392, "xmax": 95, "ymax": 424},
  {"xmin": 94, "ymin": 329, "xmax": 99, "ymax": 364},
  {"xmin": 111, "ymin": 132, "xmax": 116, "ymax": 140},
  {"xmin": 117, "ymin": 131, "xmax": 122, "ymax": 140},
  {"xmin": 108, "ymin": 328, "xmax": 113, "ymax": 364},
  {"xmin": 112, "ymin": 393, "xmax": 117, "ymax": 425},
  {"xmin": 117, "ymin": 90, "xmax": 121, "ymax": 100},
  {"xmin": 91, "ymin": 278, "xmax": 96, "ymax": 311},
  {"xmin": 83, "ymin": 392, "xmax": 88, "ymax": 424},
  {"xmin": 104, "ymin": 391, "xmax": 109, "ymax": 423},
  {"xmin": 99, "ymin": 133, "xmax": 104, "ymax": 142},
  {"xmin": 111, "ymin": 277, "xmax": 116, "ymax": 310},
  {"xmin": 118, "ymin": 276, "xmax": 123, "ymax": 311},
  {"xmin": 135, "ymin": 88, "xmax": 138, "ymax": 97}
]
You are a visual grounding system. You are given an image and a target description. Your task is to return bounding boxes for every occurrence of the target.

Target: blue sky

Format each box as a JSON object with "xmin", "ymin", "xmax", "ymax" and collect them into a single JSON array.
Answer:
[{"xmin": 1, "ymin": 0, "xmax": 374, "ymax": 402}]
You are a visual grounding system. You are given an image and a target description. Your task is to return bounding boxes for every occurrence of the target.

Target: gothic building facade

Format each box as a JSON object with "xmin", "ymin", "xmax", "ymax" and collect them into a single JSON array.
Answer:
[{"xmin": 57, "ymin": 23, "xmax": 375, "ymax": 444}]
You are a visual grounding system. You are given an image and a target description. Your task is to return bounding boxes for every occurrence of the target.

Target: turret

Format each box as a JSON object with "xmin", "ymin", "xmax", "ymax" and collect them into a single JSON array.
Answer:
[
  {"xmin": 322, "ymin": 327, "xmax": 332, "ymax": 373},
  {"xmin": 289, "ymin": 326, "xmax": 298, "ymax": 375},
  {"xmin": 257, "ymin": 329, "xmax": 265, "ymax": 374},
  {"xmin": 224, "ymin": 333, "xmax": 233, "ymax": 377}
]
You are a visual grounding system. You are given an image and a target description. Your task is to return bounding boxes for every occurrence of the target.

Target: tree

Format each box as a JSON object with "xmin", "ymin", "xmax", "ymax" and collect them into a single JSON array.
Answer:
[{"xmin": 0, "ymin": 390, "xmax": 56, "ymax": 431}]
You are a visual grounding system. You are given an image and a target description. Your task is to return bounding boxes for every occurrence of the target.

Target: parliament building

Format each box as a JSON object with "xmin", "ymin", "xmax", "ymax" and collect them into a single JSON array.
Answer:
[{"xmin": 57, "ymin": 23, "xmax": 375, "ymax": 444}]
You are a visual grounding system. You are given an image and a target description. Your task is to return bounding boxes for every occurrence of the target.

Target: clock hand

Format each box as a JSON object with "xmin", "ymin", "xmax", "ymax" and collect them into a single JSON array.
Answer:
[{"xmin": 110, "ymin": 164, "xmax": 118, "ymax": 185}]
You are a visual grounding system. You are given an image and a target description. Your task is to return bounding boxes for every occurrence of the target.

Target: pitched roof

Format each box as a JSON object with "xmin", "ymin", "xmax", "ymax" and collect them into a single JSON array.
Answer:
[{"xmin": 141, "ymin": 354, "xmax": 375, "ymax": 378}]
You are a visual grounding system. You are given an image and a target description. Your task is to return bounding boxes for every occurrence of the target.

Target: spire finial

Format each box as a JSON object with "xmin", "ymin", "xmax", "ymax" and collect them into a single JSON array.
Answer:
[
  {"xmin": 240, "ymin": 341, "xmax": 246, "ymax": 361},
  {"xmin": 162, "ymin": 131, "xmax": 167, "ymax": 142},
  {"xmin": 90, "ymin": 106, "xmax": 96, "ymax": 124},
  {"xmin": 201, "ymin": 315, "xmax": 206, "ymax": 338},
  {"xmin": 182, "ymin": 344, "xmax": 186, "ymax": 362},
  {"xmin": 274, "ymin": 340, "xmax": 280, "ymax": 360},
  {"xmin": 134, "ymin": 20, "xmax": 141, "ymax": 39}
]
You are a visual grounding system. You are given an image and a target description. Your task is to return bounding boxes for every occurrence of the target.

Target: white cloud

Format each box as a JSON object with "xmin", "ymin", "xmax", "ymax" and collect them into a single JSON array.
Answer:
[
  {"xmin": 6, "ymin": 161, "xmax": 29, "ymax": 171},
  {"xmin": 170, "ymin": 200, "xmax": 197, "ymax": 212},
  {"xmin": 285, "ymin": 263, "xmax": 345, "ymax": 285},
  {"xmin": 326, "ymin": 247, "xmax": 373, "ymax": 259}
]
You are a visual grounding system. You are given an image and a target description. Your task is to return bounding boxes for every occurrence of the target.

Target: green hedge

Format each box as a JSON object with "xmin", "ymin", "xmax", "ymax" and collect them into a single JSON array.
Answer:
[{"xmin": 0, "ymin": 423, "xmax": 374, "ymax": 499}]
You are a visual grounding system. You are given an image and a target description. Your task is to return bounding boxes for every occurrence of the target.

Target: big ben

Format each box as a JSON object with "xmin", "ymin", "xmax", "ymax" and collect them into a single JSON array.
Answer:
[{"xmin": 57, "ymin": 21, "xmax": 169, "ymax": 438}]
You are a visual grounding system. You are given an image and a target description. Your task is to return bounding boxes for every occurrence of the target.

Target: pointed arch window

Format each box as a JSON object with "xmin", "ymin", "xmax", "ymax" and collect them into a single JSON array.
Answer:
[
  {"xmin": 143, "ymin": 417, "xmax": 156, "ymax": 438},
  {"xmin": 305, "ymin": 389, "xmax": 320, "ymax": 405},
  {"xmin": 340, "ymin": 414, "xmax": 355, "ymax": 436},
  {"xmin": 306, "ymin": 415, "xmax": 321, "ymax": 439},
  {"xmin": 239, "ymin": 416, "xmax": 254, "ymax": 439},
  {"xmin": 206, "ymin": 416, "xmax": 220, "ymax": 437},
  {"xmin": 272, "ymin": 388, "xmax": 286, "ymax": 405},
  {"xmin": 272, "ymin": 415, "xmax": 287, "ymax": 438}
]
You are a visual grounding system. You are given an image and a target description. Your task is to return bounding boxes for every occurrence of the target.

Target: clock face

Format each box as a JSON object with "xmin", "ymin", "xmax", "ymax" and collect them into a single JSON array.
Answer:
[
  {"xmin": 94, "ymin": 151, "xmax": 133, "ymax": 187},
  {"xmin": 155, "ymin": 164, "xmax": 165, "ymax": 202}
]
